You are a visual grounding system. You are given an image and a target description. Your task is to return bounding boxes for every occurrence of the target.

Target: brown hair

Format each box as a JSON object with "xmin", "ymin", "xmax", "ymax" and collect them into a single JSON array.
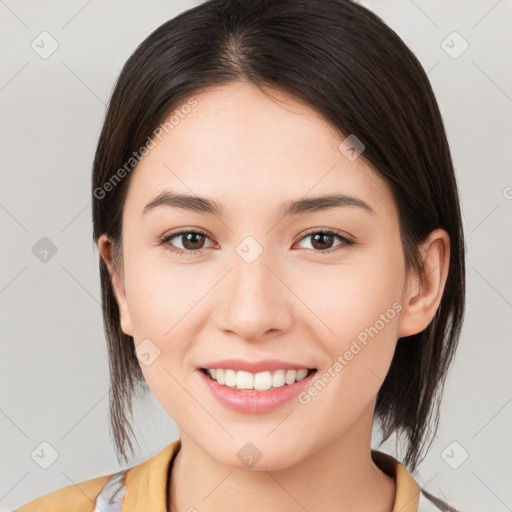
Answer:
[{"xmin": 91, "ymin": 0, "xmax": 465, "ymax": 500}]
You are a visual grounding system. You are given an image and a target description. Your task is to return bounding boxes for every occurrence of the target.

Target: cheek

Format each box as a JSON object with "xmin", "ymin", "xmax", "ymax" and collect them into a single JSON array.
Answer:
[
  {"xmin": 125, "ymin": 263, "xmax": 196, "ymax": 412},
  {"xmin": 122, "ymin": 253, "xmax": 212, "ymax": 392},
  {"xmin": 125, "ymin": 235, "xmax": 404, "ymax": 397},
  {"xmin": 123, "ymin": 247, "xmax": 206, "ymax": 336},
  {"xmin": 300, "ymin": 254, "xmax": 404, "ymax": 343},
  {"xmin": 297, "ymin": 250, "xmax": 404, "ymax": 396}
]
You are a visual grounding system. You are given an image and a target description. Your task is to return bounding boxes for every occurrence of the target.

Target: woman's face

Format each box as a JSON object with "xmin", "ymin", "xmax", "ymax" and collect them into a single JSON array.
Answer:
[{"xmin": 102, "ymin": 81, "xmax": 416, "ymax": 469}]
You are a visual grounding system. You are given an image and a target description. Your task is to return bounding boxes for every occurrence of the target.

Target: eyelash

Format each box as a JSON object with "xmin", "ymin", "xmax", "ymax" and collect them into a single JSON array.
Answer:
[{"xmin": 159, "ymin": 228, "xmax": 355, "ymax": 256}]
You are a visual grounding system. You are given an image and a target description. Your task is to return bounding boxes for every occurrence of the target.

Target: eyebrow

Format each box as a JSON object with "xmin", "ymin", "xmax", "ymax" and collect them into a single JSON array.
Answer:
[{"xmin": 142, "ymin": 190, "xmax": 375, "ymax": 217}]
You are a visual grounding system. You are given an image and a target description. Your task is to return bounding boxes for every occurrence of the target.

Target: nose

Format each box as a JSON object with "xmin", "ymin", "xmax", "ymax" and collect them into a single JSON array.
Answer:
[{"xmin": 214, "ymin": 250, "xmax": 294, "ymax": 342}]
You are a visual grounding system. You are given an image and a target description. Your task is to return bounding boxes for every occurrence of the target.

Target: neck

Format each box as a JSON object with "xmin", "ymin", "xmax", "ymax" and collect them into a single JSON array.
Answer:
[{"xmin": 168, "ymin": 403, "xmax": 395, "ymax": 512}]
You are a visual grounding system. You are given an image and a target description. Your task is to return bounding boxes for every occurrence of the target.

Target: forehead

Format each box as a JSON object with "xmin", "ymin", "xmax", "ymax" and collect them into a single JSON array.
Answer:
[{"xmin": 124, "ymin": 82, "xmax": 396, "ymax": 221}]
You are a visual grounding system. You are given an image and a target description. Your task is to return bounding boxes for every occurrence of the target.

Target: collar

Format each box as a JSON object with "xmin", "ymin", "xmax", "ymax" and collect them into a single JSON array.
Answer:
[
  {"xmin": 371, "ymin": 449, "xmax": 421, "ymax": 511},
  {"xmin": 121, "ymin": 440, "xmax": 420, "ymax": 511}
]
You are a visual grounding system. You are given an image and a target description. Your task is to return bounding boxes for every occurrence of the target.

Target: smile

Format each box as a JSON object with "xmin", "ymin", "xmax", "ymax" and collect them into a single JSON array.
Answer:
[
  {"xmin": 201, "ymin": 368, "xmax": 316, "ymax": 391},
  {"xmin": 197, "ymin": 368, "xmax": 318, "ymax": 414}
]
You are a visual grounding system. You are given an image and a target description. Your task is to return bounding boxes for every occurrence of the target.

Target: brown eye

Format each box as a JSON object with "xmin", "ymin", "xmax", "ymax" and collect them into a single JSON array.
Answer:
[
  {"xmin": 179, "ymin": 232, "xmax": 206, "ymax": 250},
  {"xmin": 310, "ymin": 232, "xmax": 336, "ymax": 250},
  {"xmin": 160, "ymin": 230, "xmax": 213, "ymax": 254},
  {"xmin": 160, "ymin": 228, "xmax": 354, "ymax": 256},
  {"xmin": 296, "ymin": 230, "xmax": 354, "ymax": 253}
]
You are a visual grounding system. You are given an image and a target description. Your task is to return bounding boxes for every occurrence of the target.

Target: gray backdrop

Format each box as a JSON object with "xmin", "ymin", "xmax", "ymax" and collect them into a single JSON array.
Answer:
[{"xmin": 1, "ymin": 1, "xmax": 511, "ymax": 510}]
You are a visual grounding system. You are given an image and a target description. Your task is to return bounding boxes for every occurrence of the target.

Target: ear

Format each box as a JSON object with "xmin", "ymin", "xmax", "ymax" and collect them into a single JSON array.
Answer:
[
  {"xmin": 397, "ymin": 228, "xmax": 450, "ymax": 338},
  {"xmin": 97, "ymin": 234, "xmax": 134, "ymax": 336}
]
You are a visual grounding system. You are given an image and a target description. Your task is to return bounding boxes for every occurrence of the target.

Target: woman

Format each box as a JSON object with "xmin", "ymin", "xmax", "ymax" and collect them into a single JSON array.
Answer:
[{"xmin": 15, "ymin": 0, "xmax": 465, "ymax": 510}]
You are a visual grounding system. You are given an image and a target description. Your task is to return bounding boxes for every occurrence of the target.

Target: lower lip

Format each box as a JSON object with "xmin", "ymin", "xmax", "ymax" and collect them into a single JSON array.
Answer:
[{"xmin": 197, "ymin": 369, "xmax": 317, "ymax": 414}]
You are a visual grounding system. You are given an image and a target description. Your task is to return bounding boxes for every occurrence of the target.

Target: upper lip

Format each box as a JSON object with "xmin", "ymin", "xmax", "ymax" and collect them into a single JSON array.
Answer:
[{"xmin": 199, "ymin": 359, "xmax": 316, "ymax": 373}]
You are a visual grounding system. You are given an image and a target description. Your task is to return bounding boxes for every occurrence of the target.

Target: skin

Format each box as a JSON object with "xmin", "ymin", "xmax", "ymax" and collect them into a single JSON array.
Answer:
[{"xmin": 98, "ymin": 81, "xmax": 450, "ymax": 512}]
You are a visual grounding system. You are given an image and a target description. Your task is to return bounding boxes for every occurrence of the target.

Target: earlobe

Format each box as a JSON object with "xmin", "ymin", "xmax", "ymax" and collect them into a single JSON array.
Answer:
[
  {"xmin": 397, "ymin": 228, "xmax": 450, "ymax": 338},
  {"xmin": 97, "ymin": 234, "xmax": 134, "ymax": 336}
]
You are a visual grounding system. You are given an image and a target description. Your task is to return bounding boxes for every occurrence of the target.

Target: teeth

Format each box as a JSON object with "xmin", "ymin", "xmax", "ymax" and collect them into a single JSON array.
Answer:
[{"xmin": 206, "ymin": 368, "xmax": 311, "ymax": 391}]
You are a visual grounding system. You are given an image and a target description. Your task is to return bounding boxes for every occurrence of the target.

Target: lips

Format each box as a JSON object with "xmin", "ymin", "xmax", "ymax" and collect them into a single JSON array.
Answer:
[
  {"xmin": 197, "ymin": 365, "xmax": 318, "ymax": 414},
  {"xmin": 199, "ymin": 358, "xmax": 317, "ymax": 373}
]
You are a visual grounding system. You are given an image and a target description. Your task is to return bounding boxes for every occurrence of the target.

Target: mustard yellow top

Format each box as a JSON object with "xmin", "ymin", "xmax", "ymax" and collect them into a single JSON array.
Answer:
[{"xmin": 14, "ymin": 440, "xmax": 426, "ymax": 512}]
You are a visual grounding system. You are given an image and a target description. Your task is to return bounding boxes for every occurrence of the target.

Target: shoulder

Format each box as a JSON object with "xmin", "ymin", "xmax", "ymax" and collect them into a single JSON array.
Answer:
[
  {"xmin": 12, "ymin": 440, "xmax": 182, "ymax": 512},
  {"xmin": 13, "ymin": 473, "xmax": 116, "ymax": 512}
]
